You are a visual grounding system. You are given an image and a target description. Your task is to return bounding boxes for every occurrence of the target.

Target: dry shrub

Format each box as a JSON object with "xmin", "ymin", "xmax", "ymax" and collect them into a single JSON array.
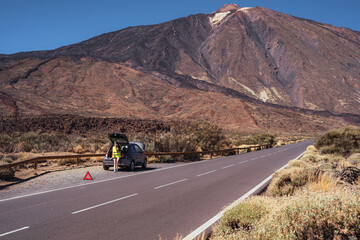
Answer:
[
  {"xmin": 17, "ymin": 152, "xmax": 36, "ymax": 161},
  {"xmin": 300, "ymin": 153, "xmax": 322, "ymax": 163},
  {"xmin": 0, "ymin": 157, "xmax": 13, "ymax": 164},
  {"xmin": 211, "ymin": 188, "xmax": 360, "ymax": 240},
  {"xmin": 212, "ymin": 197, "xmax": 272, "ymax": 238},
  {"xmin": 348, "ymin": 153, "xmax": 360, "ymax": 165},
  {"xmin": 73, "ymin": 145, "xmax": 84, "ymax": 154},
  {"xmin": 0, "ymin": 168, "xmax": 15, "ymax": 180},
  {"xmin": 261, "ymin": 189, "xmax": 360, "ymax": 239},
  {"xmin": 306, "ymin": 145, "xmax": 318, "ymax": 153},
  {"xmin": 57, "ymin": 159, "xmax": 77, "ymax": 166},
  {"xmin": 310, "ymin": 172, "xmax": 338, "ymax": 192},
  {"xmin": 287, "ymin": 159, "xmax": 313, "ymax": 169},
  {"xmin": 267, "ymin": 166, "xmax": 318, "ymax": 196}
]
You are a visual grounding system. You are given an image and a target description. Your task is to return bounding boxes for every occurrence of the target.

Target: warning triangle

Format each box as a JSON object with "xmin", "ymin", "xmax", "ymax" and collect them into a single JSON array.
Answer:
[{"xmin": 83, "ymin": 171, "xmax": 93, "ymax": 180}]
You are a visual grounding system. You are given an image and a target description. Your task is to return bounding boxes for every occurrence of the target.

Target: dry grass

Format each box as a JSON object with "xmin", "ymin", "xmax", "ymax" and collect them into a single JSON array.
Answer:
[
  {"xmin": 267, "ymin": 166, "xmax": 318, "ymax": 196},
  {"xmin": 211, "ymin": 185, "xmax": 360, "ymax": 240},
  {"xmin": 309, "ymin": 172, "xmax": 338, "ymax": 192}
]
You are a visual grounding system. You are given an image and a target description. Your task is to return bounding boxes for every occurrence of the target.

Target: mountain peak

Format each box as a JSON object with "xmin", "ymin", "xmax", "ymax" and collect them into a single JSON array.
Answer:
[{"xmin": 216, "ymin": 3, "xmax": 241, "ymax": 13}]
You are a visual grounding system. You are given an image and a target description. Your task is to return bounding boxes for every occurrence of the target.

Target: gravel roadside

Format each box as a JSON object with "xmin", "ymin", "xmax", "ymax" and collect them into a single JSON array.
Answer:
[{"xmin": 0, "ymin": 163, "xmax": 185, "ymax": 201}]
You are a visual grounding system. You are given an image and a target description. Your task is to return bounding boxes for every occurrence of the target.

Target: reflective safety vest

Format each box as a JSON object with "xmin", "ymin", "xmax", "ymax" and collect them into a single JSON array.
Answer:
[{"xmin": 112, "ymin": 145, "xmax": 121, "ymax": 158}]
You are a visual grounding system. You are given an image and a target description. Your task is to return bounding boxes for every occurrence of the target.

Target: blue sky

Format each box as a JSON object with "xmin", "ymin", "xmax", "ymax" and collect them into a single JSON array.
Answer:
[{"xmin": 1, "ymin": 0, "xmax": 359, "ymax": 54}]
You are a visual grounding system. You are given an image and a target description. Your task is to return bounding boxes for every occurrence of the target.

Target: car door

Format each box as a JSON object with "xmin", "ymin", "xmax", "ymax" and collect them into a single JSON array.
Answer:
[{"xmin": 134, "ymin": 144, "xmax": 145, "ymax": 164}]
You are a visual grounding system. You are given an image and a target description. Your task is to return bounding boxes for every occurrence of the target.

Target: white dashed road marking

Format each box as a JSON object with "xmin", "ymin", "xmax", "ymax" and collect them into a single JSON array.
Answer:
[
  {"xmin": 196, "ymin": 170, "xmax": 216, "ymax": 177},
  {"xmin": 0, "ymin": 226, "xmax": 30, "ymax": 237},
  {"xmin": 222, "ymin": 164, "xmax": 235, "ymax": 169},
  {"xmin": 71, "ymin": 193, "xmax": 138, "ymax": 214},
  {"xmin": 154, "ymin": 179, "xmax": 188, "ymax": 190}
]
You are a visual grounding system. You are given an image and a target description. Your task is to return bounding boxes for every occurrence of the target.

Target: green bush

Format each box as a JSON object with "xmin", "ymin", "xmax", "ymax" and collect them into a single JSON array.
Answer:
[
  {"xmin": 216, "ymin": 199, "xmax": 268, "ymax": 235},
  {"xmin": 19, "ymin": 132, "xmax": 63, "ymax": 152},
  {"xmin": 315, "ymin": 127, "xmax": 360, "ymax": 155},
  {"xmin": 73, "ymin": 136, "xmax": 108, "ymax": 153},
  {"xmin": 0, "ymin": 134, "xmax": 16, "ymax": 152},
  {"xmin": 244, "ymin": 134, "xmax": 276, "ymax": 146},
  {"xmin": 154, "ymin": 132, "xmax": 198, "ymax": 160},
  {"xmin": 0, "ymin": 167, "xmax": 15, "ymax": 180},
  {"xmin": 171, "ymin": 121, "xmax": 227, "ymax": 151}
]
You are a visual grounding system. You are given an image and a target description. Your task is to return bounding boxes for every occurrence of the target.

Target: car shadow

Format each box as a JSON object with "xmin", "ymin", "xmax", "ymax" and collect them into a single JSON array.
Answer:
[{"xmin": 115, "ymin": 167, "xmax": 157, "ymax": 172}]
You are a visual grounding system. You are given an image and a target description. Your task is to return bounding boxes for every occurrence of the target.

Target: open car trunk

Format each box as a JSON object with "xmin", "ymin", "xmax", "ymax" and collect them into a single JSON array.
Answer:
[{"xmin": 108, "ymin": 133, "xmax": 129, "ymax": 147}]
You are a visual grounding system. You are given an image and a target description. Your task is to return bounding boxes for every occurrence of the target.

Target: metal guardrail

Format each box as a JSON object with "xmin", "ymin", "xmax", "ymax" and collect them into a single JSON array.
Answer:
[{"xmin": 0, "ymin": 145, "xmax": 271, "ymax": 170}]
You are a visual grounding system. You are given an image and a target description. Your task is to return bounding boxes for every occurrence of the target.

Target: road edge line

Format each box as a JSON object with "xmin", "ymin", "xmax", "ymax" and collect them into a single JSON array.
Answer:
[{"xmin": 182, "ymin": 151, "xmax": 306, "ymax": 240}]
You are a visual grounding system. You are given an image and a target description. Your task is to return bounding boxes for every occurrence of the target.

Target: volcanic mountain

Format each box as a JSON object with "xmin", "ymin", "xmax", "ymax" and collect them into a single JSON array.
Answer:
[{"xmin": 0, "ymin": 4, "xmax": 359, "ymax": 133}]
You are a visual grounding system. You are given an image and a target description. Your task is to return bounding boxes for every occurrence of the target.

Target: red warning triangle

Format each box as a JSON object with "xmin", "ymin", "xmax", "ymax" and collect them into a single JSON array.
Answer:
[{"xmin": 83, "ymin": 171, "xmax": 93, "ymax": 180}]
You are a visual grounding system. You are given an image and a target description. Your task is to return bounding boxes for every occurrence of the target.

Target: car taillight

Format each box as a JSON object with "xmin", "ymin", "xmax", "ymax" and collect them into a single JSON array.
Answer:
[
  {"xmin": 122, "ymin": 154, "xmax": 129, "ymax": 159},
  {"xmin": 105, "ymin": 153, "xmax": 109, "ymax": 158}
]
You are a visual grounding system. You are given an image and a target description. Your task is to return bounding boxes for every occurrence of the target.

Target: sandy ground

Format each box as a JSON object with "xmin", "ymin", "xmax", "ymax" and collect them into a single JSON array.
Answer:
[{"xmin": 0, "ymin": 162, "xmax": 185, "ymax": 200}]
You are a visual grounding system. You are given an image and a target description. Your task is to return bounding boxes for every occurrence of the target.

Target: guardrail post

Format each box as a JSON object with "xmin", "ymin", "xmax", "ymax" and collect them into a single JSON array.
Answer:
[
  {"xmin": 34, "ymin": 160, "xmax": 37, "ymax": 169},
  {"xmin": 210, "ymin": 152, "xmax": 213, "ymax": 159},
  {"xmin": 76, "ymin": 157, "xmax": 79, "ymax": 165}
]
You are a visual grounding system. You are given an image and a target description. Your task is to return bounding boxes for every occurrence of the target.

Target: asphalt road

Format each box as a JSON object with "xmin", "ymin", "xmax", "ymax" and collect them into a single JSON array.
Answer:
[{"xmin": 0, "ymin": 140, "xmax": 312, "ymax": 240}]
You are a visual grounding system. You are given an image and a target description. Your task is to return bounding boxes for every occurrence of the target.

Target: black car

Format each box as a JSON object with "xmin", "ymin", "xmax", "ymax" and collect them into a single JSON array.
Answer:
[{"xmin": 103, "ymin": 133, "xmax": 147, "ymax": 171}]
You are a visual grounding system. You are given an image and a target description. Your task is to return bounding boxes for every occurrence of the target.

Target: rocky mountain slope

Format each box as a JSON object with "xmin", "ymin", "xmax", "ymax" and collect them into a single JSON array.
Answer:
[{"xmin": 0, "ymin": 4, "xmax": 359, "ymax": 133}]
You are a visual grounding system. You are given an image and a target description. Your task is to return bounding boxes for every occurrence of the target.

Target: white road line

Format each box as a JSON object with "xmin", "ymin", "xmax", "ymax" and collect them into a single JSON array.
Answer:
[
  {"xmin": 183, "ymin": 150, "xmax": 306, "ymax": 240},
  {"xmin": 154, "ymin": 179, "xmax": 188, "ymax": 190},
  {"xmin": 239, "ymin": 160, "xmax": 248, "ymax": 164},
  {"xmin": 250, "ymin": 157, "xmax": 258, "ymax": 161},
  {"xmin": 196, "ymin": 170, "xmax": 216, "ymax": 177},
  {"xmin": 222, "ymin": 164, "xmax": 235, "ymax": 169},
  {"xmin": 0, "ymin": 226, "xmax": 29, "ymax": 237},
  {"xmin": 71, "ymin": 193, "xmax": 138, "ymax": 214}
]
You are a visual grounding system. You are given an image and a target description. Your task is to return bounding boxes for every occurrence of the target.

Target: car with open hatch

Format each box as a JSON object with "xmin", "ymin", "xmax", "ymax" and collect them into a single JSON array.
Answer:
[{"xmin": 103, "ymin": 133, "xmax": 147, "ymax": 171}]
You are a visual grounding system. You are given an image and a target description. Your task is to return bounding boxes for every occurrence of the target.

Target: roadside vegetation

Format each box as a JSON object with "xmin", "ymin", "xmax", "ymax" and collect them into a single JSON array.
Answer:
[
  {"xmin": 211, "ymin": 127, "xmax": 360, "ymax": 240},
  {"xmin": 0, "ymin": 120, "xmax": 311, "ymax": 180}
]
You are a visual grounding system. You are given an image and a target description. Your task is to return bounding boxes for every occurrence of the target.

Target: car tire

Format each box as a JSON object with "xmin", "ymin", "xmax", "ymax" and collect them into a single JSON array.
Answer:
[
  {"xmin": 103, "ymin": 165, "xmax": 110, "ymax": 170},
  {"xmin": 128, "ymin": 161, "xmax": 135, "ymax": 171},
  {"xmin": 142, "ymin": 159, "xmax": 147, "ymax": 169}
]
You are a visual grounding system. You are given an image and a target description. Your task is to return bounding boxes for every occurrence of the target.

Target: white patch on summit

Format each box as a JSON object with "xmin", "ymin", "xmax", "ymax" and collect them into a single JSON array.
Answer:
[
  {"xmin": 209, "ymin": 11, "xmax": 230, "ymax": 25},
  {"xmin": 237, "ymin": 7, "xmax": 253, "ymax": 12}
]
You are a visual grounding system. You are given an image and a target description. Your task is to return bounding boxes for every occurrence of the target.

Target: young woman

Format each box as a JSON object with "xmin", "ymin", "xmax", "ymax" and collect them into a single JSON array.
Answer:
[{"xmin": 112, "ymin": 142, "xmax": 121, "ymax": 172}]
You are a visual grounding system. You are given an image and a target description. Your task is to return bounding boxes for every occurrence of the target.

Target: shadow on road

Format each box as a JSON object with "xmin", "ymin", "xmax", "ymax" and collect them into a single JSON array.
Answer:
[{"xmin": 109, "ymin": 167, "xmax": 158, "ymax": 173}]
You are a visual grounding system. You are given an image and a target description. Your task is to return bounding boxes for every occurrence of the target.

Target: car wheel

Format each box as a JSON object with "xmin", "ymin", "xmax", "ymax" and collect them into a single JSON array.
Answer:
[
  {"xmin": 103, "ymin": 165, "xmax": 110, "ymax": 170},
  {"xmin": 142, "ymin": 159, "xmax": 147, "ymax": 169},
  {"xmin": 128, "ymin": 161, "xmax": 135, "ymax": 171}
]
